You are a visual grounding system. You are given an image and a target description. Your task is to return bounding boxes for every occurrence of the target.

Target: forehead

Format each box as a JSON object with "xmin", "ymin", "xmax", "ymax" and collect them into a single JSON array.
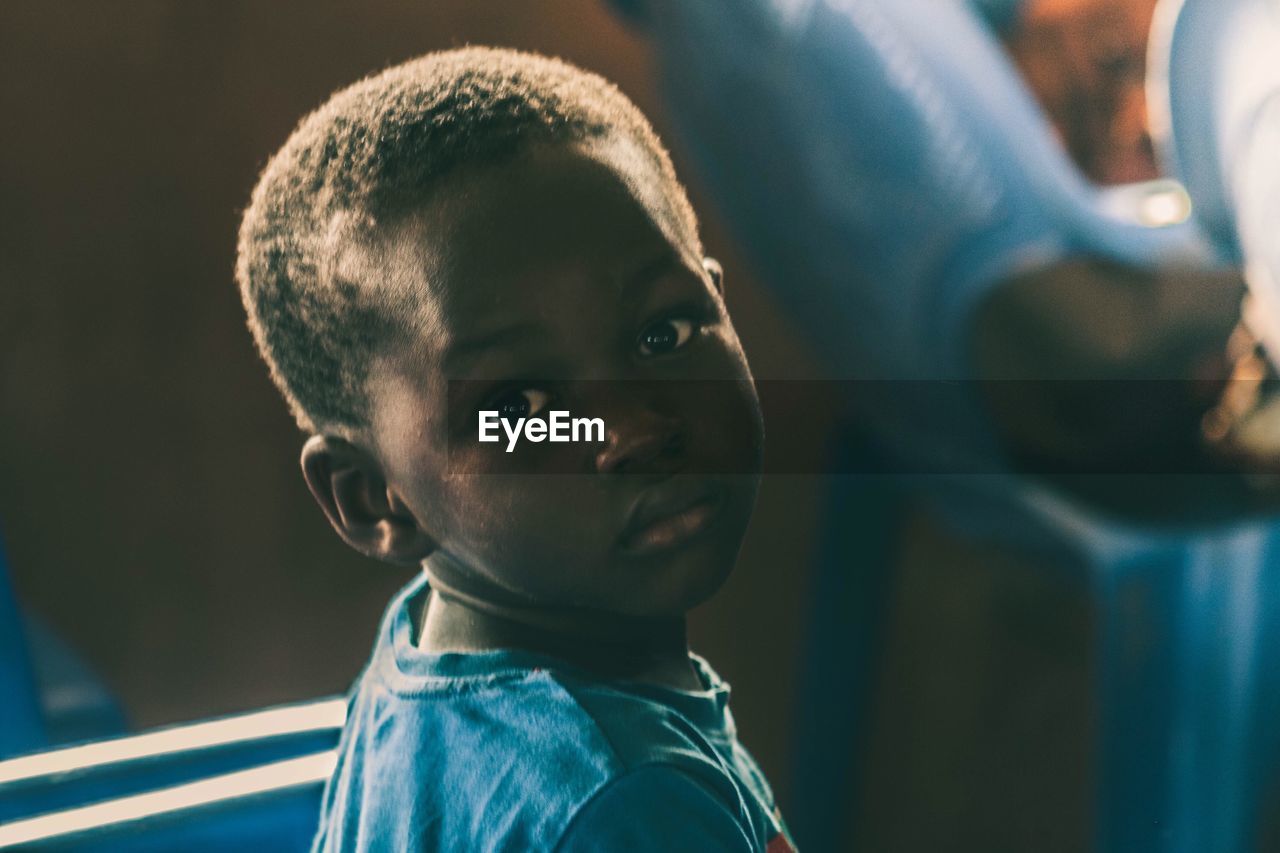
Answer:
[{"xmin": 381, "ymin": 138, "xmax": 698, "ymax": 362}]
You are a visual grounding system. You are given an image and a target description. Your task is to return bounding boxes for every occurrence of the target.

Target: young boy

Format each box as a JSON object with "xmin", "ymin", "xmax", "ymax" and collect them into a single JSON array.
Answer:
[{"xmin": 235, "ymin": 47, "xmax": 793, "ymax": 851}]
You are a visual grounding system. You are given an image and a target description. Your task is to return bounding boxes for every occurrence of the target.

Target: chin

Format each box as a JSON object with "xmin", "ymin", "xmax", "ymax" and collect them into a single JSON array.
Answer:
[
  {"xmin": 602, "ymin": 476, "xmax": 758, "ymax": 617},
  {"xmin": 631, "ymin": 521, "xmax": 751, "ymax": 617}
]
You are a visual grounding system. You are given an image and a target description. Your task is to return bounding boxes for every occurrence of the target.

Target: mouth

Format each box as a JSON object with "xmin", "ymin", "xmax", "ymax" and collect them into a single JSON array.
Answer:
[{"xmin": 619, "ymin": 478, "xmax": 725, "ymax": 556}]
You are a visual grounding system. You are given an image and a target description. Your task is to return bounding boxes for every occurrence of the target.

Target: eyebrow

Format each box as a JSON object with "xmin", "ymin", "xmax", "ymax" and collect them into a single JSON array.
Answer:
[
  {"xmin": 619, "ymin": 250, "xmax": 685, "ymax": 309},
  {"xmin": 441, "ymin": 322, "xmax": 543, "ymax": 374},
  {"xmin": 441, "ymin": 252, "xmax": 688, "ymax": 374}
]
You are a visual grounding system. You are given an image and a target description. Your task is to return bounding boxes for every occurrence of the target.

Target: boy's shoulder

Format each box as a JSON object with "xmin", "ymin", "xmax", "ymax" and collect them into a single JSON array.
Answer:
[{"xmin": 311, "ymin": 578, "xmax": 786, "ymax": 852}]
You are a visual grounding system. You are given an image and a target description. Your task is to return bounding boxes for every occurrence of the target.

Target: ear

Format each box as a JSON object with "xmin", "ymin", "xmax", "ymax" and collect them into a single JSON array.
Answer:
[
  {"xmin": 300, "ymin": 435, "xmax": 436, "ymax": 566},
  {"xmin": 702, "ymin": 256, "xmax": 724, "ymax": 296}
]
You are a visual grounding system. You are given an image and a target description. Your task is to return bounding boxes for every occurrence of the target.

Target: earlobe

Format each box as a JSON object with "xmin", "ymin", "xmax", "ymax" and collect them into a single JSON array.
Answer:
[
  {"xmin": 300, "ymin": 435, "xmax": 436, "ymax": 565},
  {"xmin": 702, "ymin": 257, "xmax": 724, "ymax": 295}
]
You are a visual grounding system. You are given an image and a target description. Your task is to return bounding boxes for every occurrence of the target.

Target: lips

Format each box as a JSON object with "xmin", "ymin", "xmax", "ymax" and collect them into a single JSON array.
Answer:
[{"xmin": 619, "ymin": 477, "xmax": 725, "ymax": 554}]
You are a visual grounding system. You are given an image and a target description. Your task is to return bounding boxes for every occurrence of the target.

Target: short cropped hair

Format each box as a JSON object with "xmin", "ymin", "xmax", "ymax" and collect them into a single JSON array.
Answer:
[{"xmin": 236, "ymin": 46, "xmax": 702, "ymax": 434}]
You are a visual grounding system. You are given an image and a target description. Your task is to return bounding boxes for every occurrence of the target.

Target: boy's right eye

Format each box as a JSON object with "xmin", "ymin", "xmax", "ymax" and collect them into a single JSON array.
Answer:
[
  {"xmin": 637, "ymin": 315, "xmax": 698, "ymax": 357},
  {"xmin": 487, "ymin": 387, "xmax": 551, "ymax": 421}
]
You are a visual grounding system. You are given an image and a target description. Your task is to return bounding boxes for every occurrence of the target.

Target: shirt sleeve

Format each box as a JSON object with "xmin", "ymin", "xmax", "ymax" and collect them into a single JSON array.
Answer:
[{"xmin": 553, "ymin": 764, "xmax": 756, "ymax": 853}]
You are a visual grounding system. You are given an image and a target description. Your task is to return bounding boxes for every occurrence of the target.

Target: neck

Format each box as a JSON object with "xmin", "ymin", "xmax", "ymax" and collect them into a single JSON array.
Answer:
[{"xmin": 417, "ymin": 556, "xmax": 701, "ymax": 691}]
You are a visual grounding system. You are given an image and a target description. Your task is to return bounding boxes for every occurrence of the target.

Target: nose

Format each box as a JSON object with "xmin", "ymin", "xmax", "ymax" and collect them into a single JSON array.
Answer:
[{"xmin": 593, "ymin": 405, "xmax": 686, "ymax": 475}]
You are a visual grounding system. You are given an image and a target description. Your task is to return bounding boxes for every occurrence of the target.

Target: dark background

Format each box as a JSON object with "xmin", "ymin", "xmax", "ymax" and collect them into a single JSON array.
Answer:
[{"xmin": 0, "ymin": 0, "xmax": 832, "ymax": 815}]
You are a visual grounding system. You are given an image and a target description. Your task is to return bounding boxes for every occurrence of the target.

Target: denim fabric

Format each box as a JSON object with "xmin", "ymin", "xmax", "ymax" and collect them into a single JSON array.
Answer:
[{"xmin": 311, "ymin": 573, "xmax": 795, "ymax": 852}]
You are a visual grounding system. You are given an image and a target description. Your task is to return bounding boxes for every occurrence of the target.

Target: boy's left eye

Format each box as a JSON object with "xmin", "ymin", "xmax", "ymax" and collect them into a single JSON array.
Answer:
[
  {"xmin": 637, "ymin": 316, "xmax": 696, "ymax": 357},
  {"xmin": 489, "ymin": 387, "xmax": 551, "ymax": 421}
]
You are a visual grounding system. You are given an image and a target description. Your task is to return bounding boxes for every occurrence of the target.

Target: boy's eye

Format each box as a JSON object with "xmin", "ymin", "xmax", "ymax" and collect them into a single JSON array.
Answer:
[
  {"xmin": 637, "ymin": 316, "xmax": 696, "ymax": 357},
  {"xmin": 491, "ymin": 387, "xmax": 551, "ymax": 421}
]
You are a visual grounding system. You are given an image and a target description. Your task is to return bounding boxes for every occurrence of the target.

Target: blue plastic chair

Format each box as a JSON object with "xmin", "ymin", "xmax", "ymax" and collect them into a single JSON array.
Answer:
[
  {"xmin": 0, "ymin": 526, "xmax": 127, "ymax": 761},
  {"xmin": 0, "ymin": 528, "xmax": 342, "ymax": 850},
  {"xmin": 1153, "ymin": 0, "xmax": 1280, "ymax": 368},
  {"xmin": 0, "ymin": 697, "xmax": 345, "ymax": 850},
  {"xmin": 622, "ymin": 0, "xmax": 1280, "ymax": 849},
  {"xmin": 0, "ymin": 529, "xmax": 47, "ymax": 759}
]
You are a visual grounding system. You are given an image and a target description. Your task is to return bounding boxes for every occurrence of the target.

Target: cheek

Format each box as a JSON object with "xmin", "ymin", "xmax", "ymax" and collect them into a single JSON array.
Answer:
[
  {"xmin": 686, "ymin": 336, "xmax": 764, "ymax": 470},
  {"xmin": 705, "ymin": 385, "xmax": 765, "ymax": 472},
  {"xmin": 429, "ymin": 470, "xmax": 619, "ymax": 595}
]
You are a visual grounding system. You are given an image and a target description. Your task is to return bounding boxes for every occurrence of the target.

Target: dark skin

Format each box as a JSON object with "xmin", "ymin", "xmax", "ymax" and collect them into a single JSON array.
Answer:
[
  {"xmin": 1003, "ymin": 0, "xmax": 1161, "ymax": 187},
  {"xmin": 972, "ymin": 259, "xmax": 1262, "ymax": 521},
  {"xmin": 299, "ymin": 139, "xmax": 764, "ymax": 692}
]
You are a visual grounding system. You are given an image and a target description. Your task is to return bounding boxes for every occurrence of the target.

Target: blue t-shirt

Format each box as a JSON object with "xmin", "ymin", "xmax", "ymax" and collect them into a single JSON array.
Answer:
[{"xmin": 312, "ymin": 573, "xmax": 796, "ymax": 852}]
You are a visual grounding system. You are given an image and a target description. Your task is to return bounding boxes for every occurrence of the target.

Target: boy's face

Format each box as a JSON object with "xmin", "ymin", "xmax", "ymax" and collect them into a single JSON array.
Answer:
[{"xmin": 355, "ymin": 140, "xmax": 763, "ymax": 618}]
